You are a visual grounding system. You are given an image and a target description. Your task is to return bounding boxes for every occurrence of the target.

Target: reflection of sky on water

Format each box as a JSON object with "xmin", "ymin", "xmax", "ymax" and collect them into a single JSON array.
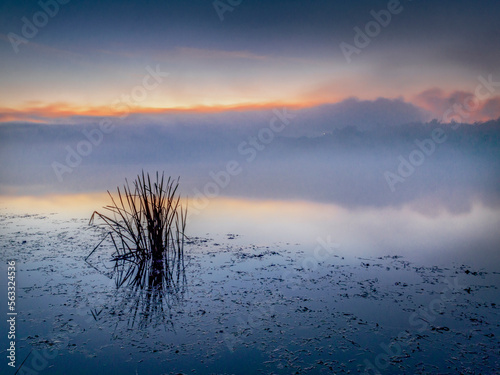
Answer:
[
  {"xmin": 2, "ymin": 193, "xmax": 499, "ymax": 270},
  {"xmin": 0, "ymin": 210, "xmax": 498, "ymax": 374},
  {"xmin": 183, "ymin": 198, "xmax": 500, "ymax": 270}
]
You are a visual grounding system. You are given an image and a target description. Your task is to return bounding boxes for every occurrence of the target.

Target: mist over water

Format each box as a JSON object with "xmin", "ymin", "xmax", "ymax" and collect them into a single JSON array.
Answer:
[{"xmin": 1, "ymin": 115, "xmax": 499, "ymax": 269}]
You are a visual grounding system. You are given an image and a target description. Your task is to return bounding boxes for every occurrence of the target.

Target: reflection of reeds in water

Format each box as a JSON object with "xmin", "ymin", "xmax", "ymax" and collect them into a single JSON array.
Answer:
[
  {"xmin": 89, "ymin": 171, "xmax": 187, "ymax": 327},
  {"xmin": 111, "ymin": 256, "xmax": 185, "ymax": 329}
]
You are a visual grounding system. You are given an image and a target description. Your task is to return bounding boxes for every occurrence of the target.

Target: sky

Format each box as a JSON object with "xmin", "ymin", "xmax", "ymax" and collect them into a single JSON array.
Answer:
[
  {"xmin": 1, "ymin": 0, "xmax": 500, "ymax": 123},
  {"xmin": 0, "ymin": 0, "xmax": 499, "ymax": 207}
]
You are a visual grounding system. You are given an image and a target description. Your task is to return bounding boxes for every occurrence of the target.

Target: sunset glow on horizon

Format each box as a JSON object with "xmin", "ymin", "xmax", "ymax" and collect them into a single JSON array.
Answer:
[{"xmin": 1, "ymin": 0, "xmax": 500, "ymax": 125}]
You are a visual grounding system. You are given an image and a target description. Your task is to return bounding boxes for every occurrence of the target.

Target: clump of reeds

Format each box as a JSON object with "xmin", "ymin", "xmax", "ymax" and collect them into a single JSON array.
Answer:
[{"xmin": 89, "ymin": 171, "xmax": 187, "ymax": 290}]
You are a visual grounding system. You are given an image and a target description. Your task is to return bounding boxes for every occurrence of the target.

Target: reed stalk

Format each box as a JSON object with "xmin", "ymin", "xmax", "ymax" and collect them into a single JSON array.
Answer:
[{"xmin": 89, "ymin": 171, "xmax": 187, "ymax": 290}]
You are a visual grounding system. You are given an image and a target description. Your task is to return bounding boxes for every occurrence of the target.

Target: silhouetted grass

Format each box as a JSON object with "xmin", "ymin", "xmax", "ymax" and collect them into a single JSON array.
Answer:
[{"xmin": 90, "ymin": 171, "xmax": 187, "ymax": 290}]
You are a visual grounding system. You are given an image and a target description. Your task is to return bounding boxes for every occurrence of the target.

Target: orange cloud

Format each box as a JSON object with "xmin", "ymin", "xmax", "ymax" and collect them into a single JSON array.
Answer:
[
  {"xmin": 413, "ymin": 88, "xmax": 500, "ymax": 123},
  {"xmin": 3, "ymin": 90, "xmax": 499, "ymax": 125},
  {"xmin": 0, "ymin": 103, "xmax": 114, "ymax": 123},
  {"xmin": 0, "ymin": 101, "xmax": 317, "ymax": 123}
]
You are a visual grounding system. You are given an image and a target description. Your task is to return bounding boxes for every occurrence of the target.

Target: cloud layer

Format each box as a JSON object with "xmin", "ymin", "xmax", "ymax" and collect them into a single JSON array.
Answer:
[{"xmin": 1, "ymin": 102, "xmax": 499, "ymax": 216}]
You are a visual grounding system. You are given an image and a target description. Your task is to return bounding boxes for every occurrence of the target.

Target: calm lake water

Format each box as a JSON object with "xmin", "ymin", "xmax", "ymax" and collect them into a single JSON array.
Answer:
[
  {"xmin": 1, "ymin": 194, "xmax": 499, "ymax": 374},
  {"xmin": 2, "ymin": 193, "xmax": 500, "ymax": 268}
]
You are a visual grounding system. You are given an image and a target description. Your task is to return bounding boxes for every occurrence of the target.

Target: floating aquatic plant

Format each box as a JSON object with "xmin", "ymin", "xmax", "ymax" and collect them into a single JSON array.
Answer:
[{"xmin": 89, "ymin": 171, "xmax": 187, "ymax": 291}]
